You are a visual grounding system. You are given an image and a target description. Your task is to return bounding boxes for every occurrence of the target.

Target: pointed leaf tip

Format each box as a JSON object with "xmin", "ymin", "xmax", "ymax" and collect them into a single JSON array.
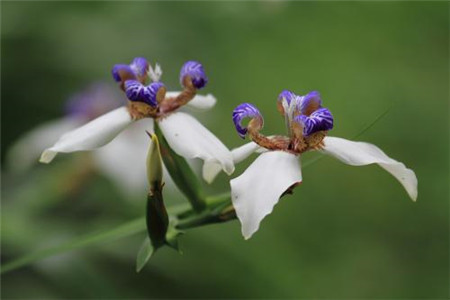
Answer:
[{"xmin": 136, "ymin": 237, "xmax": 155, "ymax": 273}]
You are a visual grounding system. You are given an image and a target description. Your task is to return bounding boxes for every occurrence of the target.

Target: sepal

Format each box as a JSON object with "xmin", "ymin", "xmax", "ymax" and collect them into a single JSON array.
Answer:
[
  {"xmin": 146, "ymin": 188, "xmax": 169, "ymax": 249},
  {"xmin": 165, "ymin": 223, "xmax": 184, "ymax": 254},
  {"xmin": 136, "ymin": 237, "xmax": 154, "ymax": 273}
]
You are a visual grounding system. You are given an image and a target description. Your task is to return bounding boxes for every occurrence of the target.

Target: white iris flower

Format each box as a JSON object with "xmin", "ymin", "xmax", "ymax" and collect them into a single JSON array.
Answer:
[
  {"xmin": 205, "ymin": 90, "xmax": 417, "ymax": 239},
  {"xmin": 38, "ymin": 59, "xmax": 234, "ymax": 189}
]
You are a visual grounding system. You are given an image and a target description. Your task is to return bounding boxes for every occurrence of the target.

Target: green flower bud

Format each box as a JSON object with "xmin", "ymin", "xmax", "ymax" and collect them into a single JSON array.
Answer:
[{"xmin": 146, "ymin": 131, "xmax": 163, "ymax": 192}]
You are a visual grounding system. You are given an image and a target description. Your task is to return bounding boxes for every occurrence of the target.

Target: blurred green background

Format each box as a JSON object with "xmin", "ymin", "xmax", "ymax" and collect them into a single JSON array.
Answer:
[{"xmin": 1, "ymin": 1, "xmax": 449, "ymax": 299}]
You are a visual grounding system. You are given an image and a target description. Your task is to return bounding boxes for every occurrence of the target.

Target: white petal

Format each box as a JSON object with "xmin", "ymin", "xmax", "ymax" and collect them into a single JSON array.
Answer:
[
  {"xmin": 322, "ymin": 136, "xmax": 418, "ymax": 201},
  {"xmin": 165, "ymin": 91, "xmax": 217, "ymax": 111},
  {"xmin": 93, "ymin": 118, "xmax": 154, "ymax": 197},
  {"xmin": 203, "ymin": 141, "xmax": 263, "ymax": 184},
  {"xmin": 40, "ymin": 107, "xmax": 133, "ymax": 163},
  {"xmin": 158, "ymin": 112, "xmax": 234, "ymax": 179},
  {"xmin": 202, "ymin": 161, "xmax": 223, "ymax": 184},
  {"xmin": 6, "ymin": 117, "xmax": 84, "ymax": 172},
  {"xmin": 230, "ymin": 151, "xmax": 302, "ymax": 239}
]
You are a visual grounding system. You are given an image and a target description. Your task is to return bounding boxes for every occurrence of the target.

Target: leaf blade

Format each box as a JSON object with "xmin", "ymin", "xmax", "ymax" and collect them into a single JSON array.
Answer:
[{"xmin": 1, "ymin": 218, "xmax": 146, "ymax": 274}]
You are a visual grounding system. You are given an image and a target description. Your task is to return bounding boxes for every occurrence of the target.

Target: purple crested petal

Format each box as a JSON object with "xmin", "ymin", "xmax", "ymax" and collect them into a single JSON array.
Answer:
[
  {"xmin": 277, "ymin": 90, "xmax": 297, "ymax": 106},
  {"xmin": 130, "ymin": 57, "xmax": 149, "ymax": 78},
  {"xmin": 124, "ymin": 80, "xmax": 143, "ymax": 101},
  {"xmin": 180, "ymin": 61, "xmax": 208, "ymax": 89},
  {"xmin": 125, "ymin": 80, "xmax": 164, "ymax": 107},
  {"xmin": 295, "ymin": 107, "xmax": 333, "ymax": 136},
  {"xmin": 298, "ymin": 91, "xmax": 322, "ymax": 116},
  {"xmin": 232, "ymin": 103, "xmax": 263, "ymax": 139},
  {"xmin": 146, "ymin": 82, "xmax": 166, "ymax": 105},
  {"xmin": 112, "ymin": 64, "xmax": 135, "ymax": 82}
]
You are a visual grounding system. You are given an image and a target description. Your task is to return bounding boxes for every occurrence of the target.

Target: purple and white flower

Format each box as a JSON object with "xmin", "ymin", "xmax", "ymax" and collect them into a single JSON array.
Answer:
[
  {"xmin": 205, "ymin": 90, "xmax": 417, "ymax": 239},
  {"xmin": 40, "ymin": 59, "xmax": 234, "ymax": 182}
]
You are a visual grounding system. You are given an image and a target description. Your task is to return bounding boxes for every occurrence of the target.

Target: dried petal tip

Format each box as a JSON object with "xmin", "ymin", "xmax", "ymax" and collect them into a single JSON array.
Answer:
[
  {"xmin": 277, "ymin": 90, "xmax": 298, "ymax": 115},
  {"xmin": 232, "ymin": 103, "xmax": 263, "ymax": 139},
  {"xmin": 298, "ymin": 91, "xmax": 322, "ymax": 116},
  {"xmin": 180, "ymin": 61, "xmax": 208, "ymax": 89},
  {"xmin": 125, "ymin": 80, "xmax": 166, "ymax": 107},
  {"xmin": 295, "ymin": 107, "xmax": 333, "ymax": 136}
]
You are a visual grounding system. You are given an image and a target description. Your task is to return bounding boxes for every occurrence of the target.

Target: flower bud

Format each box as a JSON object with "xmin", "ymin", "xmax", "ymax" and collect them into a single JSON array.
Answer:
[{"xmin": 146, "ymin": 132, "xmax": 163, "ymax": 191}]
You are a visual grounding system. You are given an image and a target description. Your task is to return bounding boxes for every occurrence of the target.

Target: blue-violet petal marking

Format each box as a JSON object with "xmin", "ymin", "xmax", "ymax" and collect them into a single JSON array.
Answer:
[
  {"xmin": 232, "ymin": 103, "xmax": 263, "ymax": 139},
  {"xmin": 112, "ymin": 64, "xmax": 135, "ymax": 82},
  {"xmin": 277, "ymin": 90, "xmax": 297, "ymax": 106},
  {"xmin": 180, "ymin": 61, "xmax": 208, "ymax": 89},
  {"xmin": 125, "ymin": 80, "xmax": 164, "ymax": 107},
  {"xmin": 295, "ymin": 107, "xmax": 333, "ymax": 136},
  {"xmin": 298, "ymin": 91, "xmax": 322, "ymax": 116},
  {"xmin": 130, "ymin": 57, "xmax": 149, "ymax": 78}
]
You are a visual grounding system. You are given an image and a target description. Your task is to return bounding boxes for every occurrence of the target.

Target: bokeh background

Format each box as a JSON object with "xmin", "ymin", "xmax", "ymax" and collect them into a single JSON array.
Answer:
[{"xmin": 1, "ymin": 1, "xmax": 449, "ymax": 299}]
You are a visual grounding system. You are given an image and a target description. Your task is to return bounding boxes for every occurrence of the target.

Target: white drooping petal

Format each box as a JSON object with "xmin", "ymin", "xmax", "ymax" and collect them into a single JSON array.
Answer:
[
  {"xmin": 165, "ymin": 91, "xmax": 217, "ymax": 111},
  {"xmin": 203, "ymin": 141, "xmax": 263, "ymax": 184},
  {"xmin": 93, "ymin": 118, "xmax": 154, "ymax": 197},
  {"xmin": 230, "ymin": 151, "xmax": 302, "ymax": 240},
  {"xmin": 322, "ymin": 136, "xmax": 418, "ymax": 201},
  {"xmin": 6, "ymin": 117, "xmax": 84, "ymax": 172},
  {"xmin": 158, "ymin": 112, "xmax": 234, "ymax": 179},
  {"xmin": 40, "ymin": 107, "xmax": 133, "ymax": 163}
]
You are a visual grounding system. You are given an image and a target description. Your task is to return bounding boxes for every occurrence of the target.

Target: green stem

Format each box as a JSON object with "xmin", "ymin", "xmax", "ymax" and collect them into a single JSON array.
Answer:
[
  {"xmin": 176, "ymin": 194, "xmax": 236, "ymax": 230},
  {"xmin": 1, "ymin": 194, "xmax": 234, "ymax": 274},
  {"xmin": 1, "ymin": 218, "xmax": 146, "ymax": 274}
]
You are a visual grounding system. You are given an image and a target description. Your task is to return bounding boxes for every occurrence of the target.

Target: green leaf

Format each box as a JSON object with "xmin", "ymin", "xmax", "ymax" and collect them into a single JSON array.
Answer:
[
  {"xmin": 154, "ymin": 124, "xmax": 206, "ymax": 212},
  {"xmin": 136, "ymin": 237, "xmax": 154, "ymax": 273},
  {"xmin": 1, "ymin": 218, "xmax": 146, "ymax": 275}
]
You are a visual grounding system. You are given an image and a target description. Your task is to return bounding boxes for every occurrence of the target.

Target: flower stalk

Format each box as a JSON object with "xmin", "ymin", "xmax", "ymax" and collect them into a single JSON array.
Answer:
[{"xmin": 175, "ymin": 195, "xmax": 236, "ymax": 230}]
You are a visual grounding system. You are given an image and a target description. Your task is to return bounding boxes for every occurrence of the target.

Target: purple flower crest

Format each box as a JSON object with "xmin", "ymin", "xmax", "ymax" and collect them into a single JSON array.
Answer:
[
  {"xmin": 298, "ymin": 91, "xmax": 322, "ymax": 116},
  {"xmin": 295, "ymin": 107, "xmax": 334, "ymax": 136},
  {"xmin": 125, "ymin": 80, "xmax": 165, "ymax": 107},
  {"xmin": 277, "ymin": 90, "xmax": 297, "ymax": 106},
  {"xmin": 112, "ymin": 57, "xmax": 149, "ymax": 83},
  {"xmin": 180, "ymin": 61, "xmax": 208, "ymax": 89},
  {"xmin": 129, "ymin": 57, "xmax": 149, "ymax": 78},
  {"xmin": 232, "ymin": 103, "xmax": 263, "ymax": 139}
]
